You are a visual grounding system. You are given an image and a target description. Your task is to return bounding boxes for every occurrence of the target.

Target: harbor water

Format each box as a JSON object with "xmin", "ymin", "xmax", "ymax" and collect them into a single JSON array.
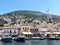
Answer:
[{"xmin": 0, "ymin": 40, "xmax": 60, "ymax": 45}]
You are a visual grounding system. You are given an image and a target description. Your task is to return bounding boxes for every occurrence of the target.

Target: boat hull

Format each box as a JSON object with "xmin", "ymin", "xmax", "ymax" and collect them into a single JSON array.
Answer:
[
  {"xmin": 14, "ymin": 37, "xmax": 25, "ymax": 42},
  {"xmin": 2, "ymin": 38, "xmax": 12, "ymax": 42},
  {"xmin": 47, "ymin": 38, "xmax": 60, "ymax": 40}
]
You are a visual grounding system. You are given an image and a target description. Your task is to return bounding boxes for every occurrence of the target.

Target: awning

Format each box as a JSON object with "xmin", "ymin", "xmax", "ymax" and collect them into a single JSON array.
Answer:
[
  {"xmin": 53, "ymin": 32, "xmax": 60, "ymax": 34},
  {"xmin": 45, "ymin": 32, "xmax": 53, "ymax": 34},
  {"xmin": 22, "ymin": 32, "xmax": 33, "ymax": 34},
  {"xmin": 39, "ymin": 32, "xmax": 45, "ymax": 34}
]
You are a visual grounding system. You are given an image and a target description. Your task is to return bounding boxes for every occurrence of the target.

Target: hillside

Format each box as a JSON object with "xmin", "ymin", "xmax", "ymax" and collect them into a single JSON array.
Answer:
[{"xmin": 1, "ymin": 10, "xmax": 60, "ymax": 22}]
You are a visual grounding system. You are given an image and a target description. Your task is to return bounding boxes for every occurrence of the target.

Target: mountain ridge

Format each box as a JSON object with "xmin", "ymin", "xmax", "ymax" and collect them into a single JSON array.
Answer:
[{"xmin": 0, "ymin": 10, "xmax": 60, "ymax": 22}]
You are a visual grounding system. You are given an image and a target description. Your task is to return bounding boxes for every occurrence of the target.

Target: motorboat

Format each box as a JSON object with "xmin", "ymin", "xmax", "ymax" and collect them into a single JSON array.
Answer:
[
  {"xmin": 14, "ymin": 34, "xmax": 25, "ymax": 42},
  {"xmin": 47, "ymin": 35, "xmax": 56, "ymax": 40},
  {"xmin": 1, "ymin": 34, "xmax": 12, "ymax": 42}
]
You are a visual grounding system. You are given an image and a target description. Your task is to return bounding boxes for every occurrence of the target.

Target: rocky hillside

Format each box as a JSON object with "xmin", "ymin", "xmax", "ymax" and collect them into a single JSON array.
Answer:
[{"xmin": 0, "ymin": 10, "xmax": 60, "ymax": 22}]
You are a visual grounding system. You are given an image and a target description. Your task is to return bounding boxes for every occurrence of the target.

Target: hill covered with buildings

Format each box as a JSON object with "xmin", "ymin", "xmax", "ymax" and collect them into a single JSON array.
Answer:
[{"xmin": 0, "ymin": 10, "xmax": 60, "ymax": 26}]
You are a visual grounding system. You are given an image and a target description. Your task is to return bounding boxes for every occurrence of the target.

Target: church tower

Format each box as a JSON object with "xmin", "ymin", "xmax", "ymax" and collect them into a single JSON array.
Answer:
[
  {"xmin": 47, "ymin": 14, "xmax": 52, "ymax": 23},
  {"xmin": 47, "ymin": 14, "xmax": 54, "ymax": 32}
]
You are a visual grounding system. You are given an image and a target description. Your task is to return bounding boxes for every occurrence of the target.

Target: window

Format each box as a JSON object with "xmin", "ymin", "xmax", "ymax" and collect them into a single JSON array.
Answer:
[
  {"xmin": 23, "ymin": 27, "xmax": 24, "ymax": 30},
  {"xmin": 30, "ymin": 29, "xmax": 38, "ymax": 32},
  {"xmin": 23, "ymin": 27, "xmax": 29, "ymax": 32}
]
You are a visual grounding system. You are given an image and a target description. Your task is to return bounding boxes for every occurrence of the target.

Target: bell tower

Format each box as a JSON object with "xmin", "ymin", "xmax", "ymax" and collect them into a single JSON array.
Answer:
[
  {"xmin": 46, "ymin": 9, "xmax": 53, "ymax": 32},
  {"xmin": 47, "ymin": 14, "xmax": 52, "ymax": 23}
]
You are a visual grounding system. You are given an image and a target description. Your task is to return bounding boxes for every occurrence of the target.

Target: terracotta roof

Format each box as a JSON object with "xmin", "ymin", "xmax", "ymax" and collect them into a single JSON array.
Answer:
[
  {"xmin": 55, "ymin": 22, "xmax": 60, "ymax": 24},
  {"xmin": 0, "ymin": 25, "xmax": 17, "ymax": 29},
  {"xmin": 20, "ymin": 23, "xmax": 35, "ymax": 28},
  {"xmin": 0, "ymin": 23, "xmax": 35, "ymax": 29},
  {"xmin": 41, "ymin": 26, "xmax": 47, "ymax": 28}
]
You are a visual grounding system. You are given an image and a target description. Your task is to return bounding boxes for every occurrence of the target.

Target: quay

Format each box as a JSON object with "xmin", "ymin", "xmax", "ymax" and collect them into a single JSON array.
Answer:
[
  {"xmin": 0, "ymin": 31, "xmax": 60, "ymax": 41},
  {"xmin": 0, "ymin": 28, "xmax": 60, "ymax": 41}
]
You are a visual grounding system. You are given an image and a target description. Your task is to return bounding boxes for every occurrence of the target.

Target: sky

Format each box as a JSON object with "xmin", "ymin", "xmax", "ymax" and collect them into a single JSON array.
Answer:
[{"xmin": 0, "ymin": 0, "xmax": 60, "ymax": 15}]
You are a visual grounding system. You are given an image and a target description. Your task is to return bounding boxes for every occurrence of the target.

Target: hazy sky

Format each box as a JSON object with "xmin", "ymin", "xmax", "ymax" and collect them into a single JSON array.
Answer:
[{"xmin": 0, "ymin": 0, "xmax": 60, "ymax": 15}]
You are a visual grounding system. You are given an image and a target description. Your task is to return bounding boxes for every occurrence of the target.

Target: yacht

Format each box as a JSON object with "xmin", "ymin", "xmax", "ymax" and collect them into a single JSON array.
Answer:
[
  {"xmin": 14, "ymin": 34, "xmax": 25, "ymax": 42},
  {"xmin": 1, "ymin": 34, "xmax": 12, "ymax": 42},
  {"xmin": 48, "ymin": 35, "xmax": 55, "ymax": 40},
  {"xmin": 55, "ymin": 35, "xmax": 60, "ymax": 40}
]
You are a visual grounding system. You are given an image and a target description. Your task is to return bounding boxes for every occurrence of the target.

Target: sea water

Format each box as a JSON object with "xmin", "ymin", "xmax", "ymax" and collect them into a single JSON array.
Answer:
[{"xmin": 0, "ymin": 40, "xmax": 60, "ymax": 45}]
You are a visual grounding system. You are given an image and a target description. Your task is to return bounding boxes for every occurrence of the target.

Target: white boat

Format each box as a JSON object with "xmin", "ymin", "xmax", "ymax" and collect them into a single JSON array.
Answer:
[
  {"xmin": 48, "ymin": 35, "xmax": 55, "ymax": 40},
  {"xmin": 1, "ymin": 34, "xmax": 12, "ymax": 42}
]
